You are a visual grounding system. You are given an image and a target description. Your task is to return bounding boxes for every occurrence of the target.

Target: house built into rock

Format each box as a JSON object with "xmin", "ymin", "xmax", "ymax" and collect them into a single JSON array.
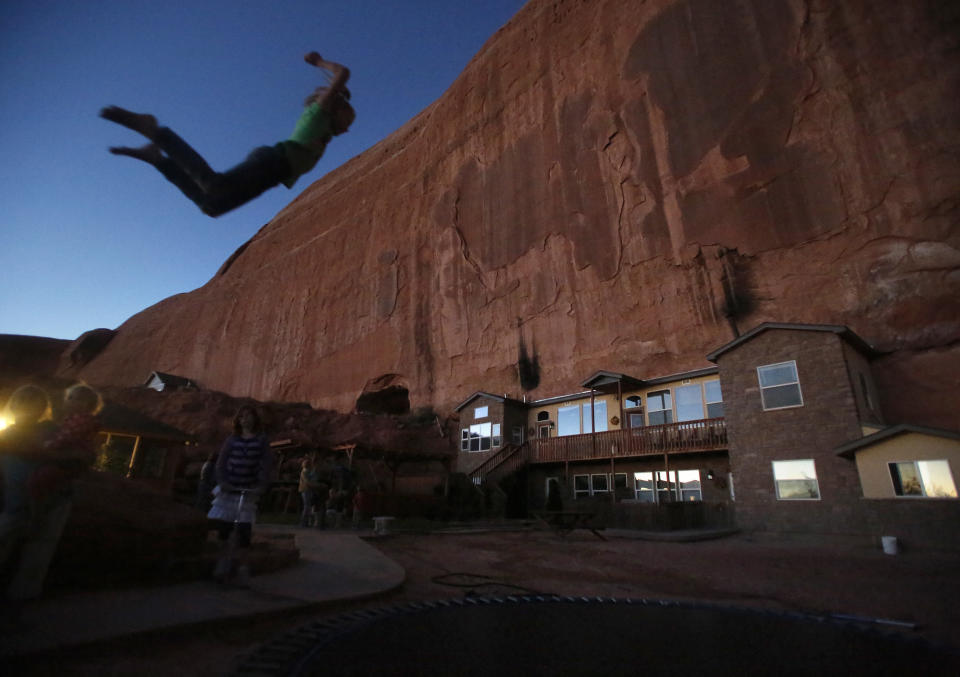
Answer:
[{"xmin": 457, "ymin": 323, "xmax": 960, "ymax": 548}]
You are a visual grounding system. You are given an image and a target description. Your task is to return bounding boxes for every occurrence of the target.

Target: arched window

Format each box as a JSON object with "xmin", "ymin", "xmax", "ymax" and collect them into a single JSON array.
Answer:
[{"xmin": 537, "ymin": 411, "xmax": 550, "ymax": 421}]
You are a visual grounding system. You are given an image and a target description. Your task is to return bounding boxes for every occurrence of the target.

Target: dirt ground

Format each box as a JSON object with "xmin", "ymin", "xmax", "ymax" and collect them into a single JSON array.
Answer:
[{"xmin": 12, "ymin": 529, "xmax": 960, "ymax": 675}]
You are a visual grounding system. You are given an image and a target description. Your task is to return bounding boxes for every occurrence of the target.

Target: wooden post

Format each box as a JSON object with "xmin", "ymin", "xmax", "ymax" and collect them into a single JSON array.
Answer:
[
  {"xmin": 610, "ymin": 455, "xmax": 616, "ymax": 506},
  {"xmin": 590, "ymin": 389, "xmax": 596, "ymax": 456},
  {"xmin": 617, "ymin": 379, "xmax": 624, "ymax": 429},
  {"xmin": 125, "ymin": 435, "xmax": 142, "ymax": 479},
  {"xmin": 663, "ymin": 451, "xmax": 671, "ymax": 502}
]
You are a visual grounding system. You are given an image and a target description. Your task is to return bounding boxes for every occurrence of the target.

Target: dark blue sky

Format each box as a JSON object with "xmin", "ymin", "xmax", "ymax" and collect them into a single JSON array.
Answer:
[{"xmin": 1, "ymin": 0, "xmax": 527, "ymax": 339}]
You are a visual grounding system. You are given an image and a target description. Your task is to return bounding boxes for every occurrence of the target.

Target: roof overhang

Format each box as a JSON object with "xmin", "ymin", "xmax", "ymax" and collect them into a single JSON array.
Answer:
[
  {"xmin": 707, "ymin": 322, "xmax": 882, "ymax": 363},
  {"xmin": 835, "ymin": 424, "xmax": 960, "ymax": 459}
]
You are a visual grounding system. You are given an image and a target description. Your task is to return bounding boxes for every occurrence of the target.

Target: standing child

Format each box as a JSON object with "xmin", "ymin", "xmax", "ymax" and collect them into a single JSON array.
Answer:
[
  {"xmin": 101, "ymin": 53, "xmax": 354, "ymax": 217},
  {"xmin": 207, "ymin": 405, "xmax": 274, "ymax": 586}
]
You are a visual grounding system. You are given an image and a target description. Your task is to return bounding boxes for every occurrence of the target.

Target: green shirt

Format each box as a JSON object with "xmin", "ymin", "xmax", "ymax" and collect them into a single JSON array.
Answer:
[{"xmin": 277, "ymin": 102, "xmax": 333, "ymax": 188}]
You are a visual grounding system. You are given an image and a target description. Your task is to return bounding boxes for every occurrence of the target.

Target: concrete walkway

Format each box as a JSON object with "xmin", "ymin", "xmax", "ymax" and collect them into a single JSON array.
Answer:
[{"xmin": 0, "ymin": 525, "xmax": 404, "ymax": 656}]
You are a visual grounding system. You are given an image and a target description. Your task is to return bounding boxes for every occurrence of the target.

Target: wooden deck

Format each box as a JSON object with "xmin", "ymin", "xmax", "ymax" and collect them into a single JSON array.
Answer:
[
  {"xmin": 471, "ymin": 418, "xmax": 726, "ymax": 484},
  {"xmin": 530, "ymin": 418, "xmax": 727, "ymax": 464}
]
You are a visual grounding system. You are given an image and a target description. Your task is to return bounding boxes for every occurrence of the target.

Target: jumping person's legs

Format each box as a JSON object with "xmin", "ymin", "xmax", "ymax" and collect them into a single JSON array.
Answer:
[
  {"xmin": 198, "ymin": 146, "xmax": 291, "ymax": 217},
  {"xmin": 102, "ymin": 106, "xmax": 291, "ymax": 217}
]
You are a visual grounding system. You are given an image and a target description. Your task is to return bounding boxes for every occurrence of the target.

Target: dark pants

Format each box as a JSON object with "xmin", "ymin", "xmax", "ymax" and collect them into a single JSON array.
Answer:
[{"xmin": 152, "ymin": 127, "xmax": 291, "ymax": 217}]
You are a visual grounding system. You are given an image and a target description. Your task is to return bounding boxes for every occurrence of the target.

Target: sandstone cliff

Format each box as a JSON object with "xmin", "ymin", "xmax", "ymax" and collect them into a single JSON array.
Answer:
[{"xmin": 76, "ymin": 0, "xmax": 960, "ymax": 429}]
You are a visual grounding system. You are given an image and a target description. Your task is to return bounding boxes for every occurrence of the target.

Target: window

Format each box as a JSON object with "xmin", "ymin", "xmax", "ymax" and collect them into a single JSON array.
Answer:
[
  {"xmin": 583, "ymin": 401, "xmax": 608, "ymax": 433},
  {"xmin": 633, "ymin": 470, "xmax": 701, "ymax": 503},
  {"xmin": 558, "ymin": 405, "xmax": 580, "ymax": 436},
  {"xmin": 634, "ymin": 472, "xmax": 656, "ymax": 502},
  {"xmin": 613, "ymin": 473, "xmax": 628, "ymax": 490},
  {"xmin": 676, "ymin": 384, "xmax": 705, "ymax": 422},
  {"xmin": 625, "ymin": 396, "xmax": 642, "ymax": 409},
  {"xmin": 557, "ymin": 401, "xmax": 608, "ymax": 436},
  {"xmin": 647, "ymin": 390, "xmax": 673, "ymax": 425},
  {"xmin": 889, "ymin": 461, "xmax": 957, "ymax": 498},
  {"xmin": 704, "ymin": 380, "xmax": 724, "ymax": 418},
  {"xmin": 858, "ymin": 373, "xmax": 873, "ymax": 411},
  {"xmin": 772, "ymin": 459, "xmax": 820, "ymax": 500},
  {"xmin": 591, "ymin": 474, "xmax": 610, "ymax": 493},
  {"xmin": 758, "ymin": 361, "xmax": 803, "ymax": 410},
  {"xmin": 511, "ymin": 425, "xmax": 524, "ymax": 444},
  {"xmin": 462, "ymin": 422, "xmax": 496, "ymax": 452},
  {"xmin": 677, "ymin": 469, "xmax": 702, "ymax": 502},
  {"xmin": 474, "ymin": 405, "xmax": 488, "ymax": 419},
  {"xmin": 537, "ymin": 411, "xmax": 550, "ymax": 421},
  {"xmin": 574, "ymin": 474, "xmax": 590, "ymax": 498},
  {"xmin": 629, "ymin": 413, "xmax": 645, "ymax": 428}
]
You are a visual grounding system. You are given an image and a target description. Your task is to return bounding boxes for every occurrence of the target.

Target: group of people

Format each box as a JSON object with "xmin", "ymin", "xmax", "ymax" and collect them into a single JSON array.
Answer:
[
  {"xmin": 0, "ymin": 383, "xmax": 102, "ymax": 621},
  {"xmin": 1, "ymin": 387, "xmax": 364, "ymax": 601},
  {"xmin": 297, "ymin": 454, "xmax": 365, "ymax": 529}
]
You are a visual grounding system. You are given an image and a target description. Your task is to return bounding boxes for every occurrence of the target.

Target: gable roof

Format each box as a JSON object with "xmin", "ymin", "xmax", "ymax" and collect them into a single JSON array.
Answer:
[
  {"xmin": 453, "ymin": 391, "xmax": 527, "ymax": 412},
  {"xmin": 98, "ymin": 402, "xmax": 192, "ymax": 442},
  {"xmin": 580, "ymin": 371, "xmax": 646, "ymax": 390},
  {"xmin": 706, "ymin": 323, "xmax": 882, "ymax": 362},
  {"xmin": 835, "ymin": 424, "xmax": 960, "ymax": 459},
  {"xmin": 144, "ymin": 371, "xmax": 198, "ymax": 389}
]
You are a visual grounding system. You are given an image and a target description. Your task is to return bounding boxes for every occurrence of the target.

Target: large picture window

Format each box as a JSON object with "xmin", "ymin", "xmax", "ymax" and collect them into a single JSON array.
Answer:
[
  {"xmin": 557, "ymin": 401, "xmax": 608, "ymax": 436},
  {"xmin": 676, "ymin": 384, "xmax": 705, "ymax": 422},
  {"xmin": 758, "ymin": 362, "xmax": 803, "ymax": 410},
  {"xmin": 461, "ymin": 422, "xmax": 500, "ymax": 452},
  {"xmin": 772, "ymin": 459, "xmax": 820, "ymax": 500},
  {"xmin": 889, "ymin": 460, "xmax": 957, "ymax": 498},
  {"xmin": 633, "ymin": 470, "xmax": 702, "ymax": 503}
]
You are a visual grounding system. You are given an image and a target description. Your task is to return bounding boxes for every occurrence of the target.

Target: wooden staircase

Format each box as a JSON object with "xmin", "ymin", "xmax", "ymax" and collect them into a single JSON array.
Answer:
[{"xmin": 469, "ymin": 442, "xmax": 530, "ymax": 486}]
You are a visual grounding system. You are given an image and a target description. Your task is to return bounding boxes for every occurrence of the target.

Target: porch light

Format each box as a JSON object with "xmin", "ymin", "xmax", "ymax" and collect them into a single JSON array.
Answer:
[{"xmin": 707, "ymin": 469, "xmax": 715, "ymax": 480}]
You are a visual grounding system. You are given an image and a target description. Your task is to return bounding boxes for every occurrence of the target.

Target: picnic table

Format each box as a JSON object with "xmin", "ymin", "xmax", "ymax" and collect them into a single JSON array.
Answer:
[{"xmin": 535, "ymin": 510, "xmax": 606, "ymax": 540}]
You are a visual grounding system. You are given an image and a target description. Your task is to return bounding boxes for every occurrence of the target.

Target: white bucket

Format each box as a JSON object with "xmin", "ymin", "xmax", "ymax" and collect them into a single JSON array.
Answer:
[{"xmin": 881, "ymin": 535, "xmax": 899, "ymax": 555}]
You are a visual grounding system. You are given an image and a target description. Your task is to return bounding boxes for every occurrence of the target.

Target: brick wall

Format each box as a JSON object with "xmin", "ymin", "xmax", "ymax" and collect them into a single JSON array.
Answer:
[
  {"xmin": 716, "ymin": 329, "xmax": 869, "ymax": 535},
  {"xmin": 455, "ymin": 396, "xmax": 528, "ymax": 474}
]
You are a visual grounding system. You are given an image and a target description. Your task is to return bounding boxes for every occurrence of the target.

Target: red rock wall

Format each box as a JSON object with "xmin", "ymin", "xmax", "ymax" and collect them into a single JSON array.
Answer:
[{"xmin": 78, "ymin": 0, "xmax": 960, "ymax": 429}]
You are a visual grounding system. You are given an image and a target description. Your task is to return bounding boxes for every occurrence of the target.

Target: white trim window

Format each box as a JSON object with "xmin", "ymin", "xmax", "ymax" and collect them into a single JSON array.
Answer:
[
  {"xmin": 757, "ymin": 361, "xmax": 803, "ymax": 410},
  {"xmin": 461, "ymin": 422, "xmax": 499, "ymax": 452},
  {"xmin": 474, "ymin": 405, "xmax": 489, "ymax": 419},
  {"xmin": 647, "ymin": 390, "xmax": 673, "ymax": 425},
  {"xmin": 704, "ymin": 380, "xmax": 724, "ymax": 418},
  {"xmin": 591, "ymin": 474, "xmax": 610, "ymax": 494},
  {"xmin": 889, "ymin": 460, "xmax": 957, "ymax": 498},
  {"xmin": 633, "ymin": 470, "xmax": 702, "ymax": 503},
  {"xmin": 572, "ymin": 473, "xmax": 620, "ymax": 498},
  {"xmin": 772, "ymin": 459, "xmax": 820, "ymax": 500}
]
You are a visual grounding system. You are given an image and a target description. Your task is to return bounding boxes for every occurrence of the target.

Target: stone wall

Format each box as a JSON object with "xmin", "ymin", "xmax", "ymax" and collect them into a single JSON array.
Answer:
[{"xmin": 72, "ymin": 0, "xmax": 960, "ymax": 432}]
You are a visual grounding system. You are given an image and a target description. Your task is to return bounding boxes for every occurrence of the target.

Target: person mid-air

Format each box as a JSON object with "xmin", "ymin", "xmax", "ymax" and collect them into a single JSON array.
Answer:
[{"xmin": 101, "ymin": 53, "xmax": 354, "ymax": 217}]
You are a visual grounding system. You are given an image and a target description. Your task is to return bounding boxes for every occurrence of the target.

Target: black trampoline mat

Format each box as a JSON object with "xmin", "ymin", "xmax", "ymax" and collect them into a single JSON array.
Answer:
[{"xmin": 239, "ymin": 598, "xmax": 960, "ymax": 677}]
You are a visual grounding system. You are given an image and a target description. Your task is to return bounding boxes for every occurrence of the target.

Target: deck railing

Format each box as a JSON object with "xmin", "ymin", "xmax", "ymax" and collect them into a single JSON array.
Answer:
[
  {"xmin": 530, "ymin": 418, "xmax": 727, "ymax": 464},
  {"xmin": 470, "ymin": 418, "xmax": 727, "ymax": 485}
]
